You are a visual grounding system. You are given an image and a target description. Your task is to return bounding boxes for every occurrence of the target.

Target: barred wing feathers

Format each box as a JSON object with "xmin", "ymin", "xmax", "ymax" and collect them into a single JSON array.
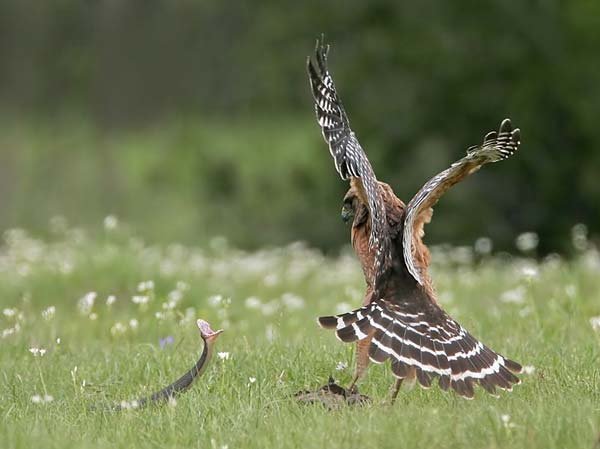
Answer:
[
  {"xmin": 318, "ymin": 301, "xmax": 522, "ymax": 399},
  {"xmin": 307, "ymin": 38, "xmax": 391, "ymax": 289},
  {"xmin": 403, "ymin": 119, "xmax": 521, "ymax": 285}
]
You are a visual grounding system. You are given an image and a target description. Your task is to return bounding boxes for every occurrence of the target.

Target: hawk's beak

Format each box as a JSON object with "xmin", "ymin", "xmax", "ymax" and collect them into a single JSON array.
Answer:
[{"xmin": 341, "ymin": 205, "xmax": 354, "ymax": 224}]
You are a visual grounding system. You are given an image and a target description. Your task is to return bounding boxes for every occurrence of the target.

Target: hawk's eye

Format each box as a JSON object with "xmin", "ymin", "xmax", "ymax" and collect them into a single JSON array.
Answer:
[{"xmin": 341, "ymin": 202, "xmax": 354, "ymax": 223}]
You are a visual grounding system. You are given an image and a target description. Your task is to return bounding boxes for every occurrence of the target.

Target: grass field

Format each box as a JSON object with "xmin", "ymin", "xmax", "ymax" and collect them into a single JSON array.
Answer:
[{"xmin": 1, "ymin": 222, "xmax": 599, "ymax": 449}]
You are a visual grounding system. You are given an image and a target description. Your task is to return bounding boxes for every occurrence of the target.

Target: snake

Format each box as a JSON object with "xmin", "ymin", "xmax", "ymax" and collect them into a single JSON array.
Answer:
[{"xmin": 94, "ymin": 319, "xmax": 223, "ymax": 411}]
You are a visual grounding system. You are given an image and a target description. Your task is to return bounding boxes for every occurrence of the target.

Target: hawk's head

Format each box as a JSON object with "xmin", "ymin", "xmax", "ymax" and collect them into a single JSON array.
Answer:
[
  {"xmin": 342, "ymin": 187, "xmax": 368, "ymax": 226},
  {"xmin": 342, "ymin": 181, "xmax": 405, "ymax": 228},
  {"xmin": 341, "ymin": 194, "xmax": 356, "ymax": 223}
]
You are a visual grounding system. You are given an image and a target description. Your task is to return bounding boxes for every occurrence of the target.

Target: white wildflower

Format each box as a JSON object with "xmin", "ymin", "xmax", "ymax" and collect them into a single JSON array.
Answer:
[
  {"xmin": 41, "ymin": 306, "xmax": 56, "ymax": 320},
  {"xmin": 132, "ymin": 295, "xmax": 149, "ymax": 305},
  {"xmin": 522, "ymin": 365, "xmax": 536, "ymax": 375},
  {"xmin": 248, "ymin": 377, "xmax": 256, "ymax": 384},
  {"xmin": 106, "ymin": 295, "xmax": 117, "ymax": 306},
  {"xmin": 261, "ymin": 301, "xmax": 278, "ymax": 316},
  {"xmin": 162, "ymin": 300, "xmax": 177, "ymax": 310},
  {"xmin": 103, "ymin": 215, "xmax": 118, "ymax": 230},
  {"xmin": 155, "ymin": 311, "xmax": 166, "ymax": 320},
  {"xmin": 43, "ymin": 394, "xmax": 53, "ymax": 402},
  {"xmin": 167, "ymin": 289, "xmax": 183, "ymax": 303},
  {"xmin": 500, "ymin": 414, "xmax": 516, "ymax": 429},
  {"xmin": 77, "ymin": 292, "xmax": 96, "ymax": 315},
  {"xmin": 571, "ymin": 223, "xmax": 588, "ymax": 251},
  {"xmin": 515, "ymin": 232, "xmax": 539, "ymax": 252},
  {"xmin": 565, "ymin": 284, "xmax": 577, "ymax": 299},
  {"xmin": 29, "ymin": 347, "xmax": 47, "ymax": 357},
  {"xmin": 500, "ymin": 286, "xmax": 526, "ymax": 304},
  {"xmin": 519, "ymin": 264, "xmax": 539, "ymax": 279},
  {"xmin": 176, "ymin": 281, "xmax": 189, "ymax": 291},
  {"xmin": 3, "ymin": 308, "xmax": 17, "ymax": 317},
  {"xmin": 590, "ymin": 316, "xmax": 600, "ymax": 332},
  {"xmin": 245, "ymin": 296, "xmax": 262, "ymax": 309},
  {"xmin": 2, "ymin": 323, "xmax": 20, "ymax": 339},
  {"xmin": 217, "ymin": 352, "xmax": 230, "ymax": 360},
  {"xmin": 281, "ymin": 293, "xmax": 305, "ymax": 310},
  {"xmin": 31, "ymin": 395, "xmax": 42, "ymax": 404},
  {"xmin": 129, "ymin": 319, "xmax": 138, "ymax": 330},
  {"xmin": 208, "ymin": 295, "xmax": 223, "ymax": 307},
  {"xmin": 582, "ymin": 248, "xmax": 600, "ymax": 271},
  {"xmin": 543, "ymin": 253, "xmax": 563, "ymax": 270},
  {"xmin": 137, "ymin": 280, "xmax": 154, "ymax": 292},
  {"xmin": 70, "ymin": 366, "xmax": 78, "ymax": 384},
  {"xmin": 56, "ymin": 337, "xmax": 61, "ymax": 345},
  {"xmin": 110, "ymin": 322, "xmax": 127, "ymax": 336},
  {"xmin": 89, "ymin": 313, "xmax": 98, "ymax": 321},
  {"xmin": 474, "ymin": 237, "xmax": 493, "ymax": 255},
  {"xmin": 335, "ymin": 361, "xmax": 348, "ymax": 371},
  {"xmin": 178, "ymin": 307, "xmax": 196, "ymax": 325},
  {"xmin": 210, "ymin": 439, "xmax": 229, "ymax": 449}
]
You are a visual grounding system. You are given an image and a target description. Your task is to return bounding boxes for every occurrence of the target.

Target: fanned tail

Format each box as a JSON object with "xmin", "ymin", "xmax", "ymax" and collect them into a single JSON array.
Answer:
[{"xmin": 318, "ymin": 301, "xmax": 522, "ymax": 399}]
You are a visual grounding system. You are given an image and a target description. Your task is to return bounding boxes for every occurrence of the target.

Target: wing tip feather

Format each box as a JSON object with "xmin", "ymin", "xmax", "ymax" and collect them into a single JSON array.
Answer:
[{"xmin": 317, "ymin": 315, "xmax": 337, "ymax": 329}]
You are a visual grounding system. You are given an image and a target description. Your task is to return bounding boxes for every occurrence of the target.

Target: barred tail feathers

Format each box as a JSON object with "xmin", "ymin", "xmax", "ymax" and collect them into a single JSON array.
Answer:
[{"xmin": 318, "ymin": 302, "xmax": 522, "ymax": 399}]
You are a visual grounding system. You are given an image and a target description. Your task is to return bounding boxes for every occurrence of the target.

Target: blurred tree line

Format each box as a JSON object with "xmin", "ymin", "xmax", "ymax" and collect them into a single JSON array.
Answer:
[{"xmin": 0, "ymin": 0, "xmax": 599, "ymax": 254}]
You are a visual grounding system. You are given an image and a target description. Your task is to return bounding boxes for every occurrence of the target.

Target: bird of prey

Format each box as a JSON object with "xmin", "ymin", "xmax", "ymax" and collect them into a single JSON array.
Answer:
[{"xmin": 307, "ymin": 38, "xmax": 523, "ymax": 400}]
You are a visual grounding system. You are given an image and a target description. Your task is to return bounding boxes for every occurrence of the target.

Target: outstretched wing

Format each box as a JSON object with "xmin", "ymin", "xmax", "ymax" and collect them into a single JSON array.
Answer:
[
  {"xmin": 403, "ymin": 119, "xmax": 521, "ymax": 285},
  {"xmin": 307, "ymin": 38, "xmax": 391, "ymax": 287}
]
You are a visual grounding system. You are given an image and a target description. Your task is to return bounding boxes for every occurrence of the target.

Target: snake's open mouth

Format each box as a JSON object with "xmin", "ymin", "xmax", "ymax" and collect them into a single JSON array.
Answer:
[{"xmin": 196, "ymin": 319, "xmax": 224, "ymax": 339}]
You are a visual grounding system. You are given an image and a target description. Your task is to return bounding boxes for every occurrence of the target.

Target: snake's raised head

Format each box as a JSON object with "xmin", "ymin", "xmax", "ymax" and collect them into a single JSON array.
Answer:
[{"xmin": 196, "ymin": 319, "xmax": 224, "ymax": 342}]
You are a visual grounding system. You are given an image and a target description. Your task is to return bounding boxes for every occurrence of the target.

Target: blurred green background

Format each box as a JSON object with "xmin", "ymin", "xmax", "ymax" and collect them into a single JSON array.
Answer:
[{"xmin": 1, "ymin": 1, "xmax": 599, "ymax": 254}]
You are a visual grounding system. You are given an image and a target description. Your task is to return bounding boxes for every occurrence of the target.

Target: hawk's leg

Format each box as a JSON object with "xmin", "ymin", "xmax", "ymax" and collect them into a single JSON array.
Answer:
[
  {"xmin": 388, "ymin": 367, "xmax": 416, "ymax": 405},
  {"xmin": 388, "ymin": 378, "xmax": 404, "ymax": 404},
  {"xmin": 348, "ymin": 335, "xmax": 372, "ymax": 393}
]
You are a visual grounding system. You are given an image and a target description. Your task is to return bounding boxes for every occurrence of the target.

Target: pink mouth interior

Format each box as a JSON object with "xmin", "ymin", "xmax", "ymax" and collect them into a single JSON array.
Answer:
[{"xmin": 196, "ymin": 319, "xmax": 220, "ymax": 337}]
